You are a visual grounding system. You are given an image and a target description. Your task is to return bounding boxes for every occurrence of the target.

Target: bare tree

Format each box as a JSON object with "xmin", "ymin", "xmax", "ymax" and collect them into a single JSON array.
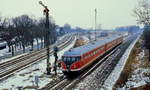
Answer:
[
  {"xmin": 12, "ymin": 15, "xmax": 34, "ymax": 52},
  {"xmin": 0, "ymin": 14, "xmax": 57, "ymax": 56},
  {"xmin": 0, "ymin": 18, "xmax": 15, "ymax": 55},
  {"xmin": 134, "ymin": 0, "xmax": 150, "ymax": 61},
  {"xmin": 134, "ymin": 0, "xmax": 150, "ymax": 25},
  {"xmin": 38, "ymin": 17, "xmax": 56, "ymax": 47}
]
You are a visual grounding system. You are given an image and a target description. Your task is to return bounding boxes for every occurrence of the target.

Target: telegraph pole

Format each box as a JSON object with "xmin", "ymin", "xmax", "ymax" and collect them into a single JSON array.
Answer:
[
  {"xmin": 95, "ymin": 8, "xmax": 97, "ymax": 41},
  {"xmin": 39, "ymin": 1, "xmax": 51, "ymax": 75}
]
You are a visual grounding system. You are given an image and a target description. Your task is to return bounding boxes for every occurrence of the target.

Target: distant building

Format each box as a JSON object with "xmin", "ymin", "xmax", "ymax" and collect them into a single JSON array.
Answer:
[
  {"xmin": 100, "ymin": 32, "xmax": 108, "ymax": 37},
  {"xmin": 115, "ymin": 25, "xmax": 140, "ymax": 34}
]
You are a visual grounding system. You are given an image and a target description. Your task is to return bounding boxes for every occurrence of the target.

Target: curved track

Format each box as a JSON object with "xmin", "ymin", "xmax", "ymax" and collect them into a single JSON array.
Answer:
[
  {"xmin": 39, "ymin": 35, "xmax": 137, "ymax": 90},
  {"xmin": 40, "ymin": 42, "xmax": 121, "ymax": 90},
  {"xmin": 0, "ymin": 34, "xmax": 76, "ymax": 80}
]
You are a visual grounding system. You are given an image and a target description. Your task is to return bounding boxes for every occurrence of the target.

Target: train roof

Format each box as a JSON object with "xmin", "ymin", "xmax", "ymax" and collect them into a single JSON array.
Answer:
[{"xmin": 64, "ymin": 34, "xmax": 122, "ymax": 56}]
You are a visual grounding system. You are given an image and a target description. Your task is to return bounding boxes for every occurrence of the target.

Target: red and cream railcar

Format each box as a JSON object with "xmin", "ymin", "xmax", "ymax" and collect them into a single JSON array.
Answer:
[{"xmin": 61, "ymin": 35, "xmax": 123, "ymax": 75}]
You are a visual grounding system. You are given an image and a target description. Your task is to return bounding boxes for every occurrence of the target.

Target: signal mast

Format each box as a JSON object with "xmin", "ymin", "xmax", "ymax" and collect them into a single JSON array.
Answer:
[{"xmin": 39, "ymin": 1, "xmax": 51, "ymax": 75}]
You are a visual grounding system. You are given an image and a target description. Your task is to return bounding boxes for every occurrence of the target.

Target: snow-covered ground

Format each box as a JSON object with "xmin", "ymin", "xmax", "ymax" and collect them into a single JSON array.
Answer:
[
  {"xmin": 0, "ymin": 46, "xmax": 10, "ymax": 57},
  {"xmin": 120, "ymin": 49, "xmax": 150, "ymax": 89},
  {"xmin": 102, "ymin": 35, "xmax": 140, "ymax": 90},
  {"xmin": 0, "ymin": 39, "xmax": 42, "ymax": 60},
  {"xmin": 0, "ymin": 34, "xmax": 69, "ymax": 63},
  {"xmin": 0, "ymin": 37, "xmax": 76, "ymax": 90},
  {"xmin": 81, "ymin": 36, "xmax": 89, "ymax": 43},
  {"xmin": 125, "ymin": 68, "xmax": 150, "ymax": 88}
]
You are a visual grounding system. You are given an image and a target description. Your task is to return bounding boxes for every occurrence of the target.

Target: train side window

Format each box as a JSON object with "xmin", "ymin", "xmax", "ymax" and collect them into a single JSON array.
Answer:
[
  {"xmin": 99, "ymin": 48, "xmax": 101, "ymax": 51},
  {"xmin": 85, "ymin": 56, "xmax": 87, "ymax": 59},
  {"xmin": 88, "ymin": 54, "xmax": 90, "ymax": 57},
  {"xmin": 90, "ymin": 54, "xmax": 91, "ymax": 57},
  {"xmin": 100, "ymin": 48, "xmax": 102, "ymax": 51},
  {"xmin": 92, "ymin": 52, "xmax": 94, "ymax": 56}
]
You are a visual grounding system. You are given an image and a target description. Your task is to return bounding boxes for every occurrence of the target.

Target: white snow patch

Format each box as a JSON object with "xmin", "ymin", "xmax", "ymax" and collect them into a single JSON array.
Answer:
[
  {"xmin": 125, "ymin": 68, "xmax": 150, "ymax": 88},
  {"xmin": 0, "ymin": 34, "xmax": 68, "ymax": 63},
  {"xmin": 0, "ymin": 37, "xmax": 76, "ymax": 90}
]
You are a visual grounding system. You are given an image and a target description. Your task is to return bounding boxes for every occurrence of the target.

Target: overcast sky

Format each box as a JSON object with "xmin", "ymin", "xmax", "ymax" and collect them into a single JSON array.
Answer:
[{"xmin": 0, "ymin": 0, "xmax": 138, "ymax": 29}]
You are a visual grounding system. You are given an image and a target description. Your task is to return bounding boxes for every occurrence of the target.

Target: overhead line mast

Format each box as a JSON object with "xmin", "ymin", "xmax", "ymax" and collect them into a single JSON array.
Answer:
[{"xmin": 95, "ymin": 8, "xmax": 97, "ymax": 41}]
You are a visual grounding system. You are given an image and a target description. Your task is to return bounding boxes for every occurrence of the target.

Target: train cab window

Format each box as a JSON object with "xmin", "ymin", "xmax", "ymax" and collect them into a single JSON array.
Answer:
[
  {"xmin": 72, "ymin": 57, "xmax": 76, "ymax": 61},
  {"xmin": 68, "ymin": 57, "xmax": 71, "ymax": 61},
  {"xmin": 76, "ymin": 57, "xmax": 80, "ymax": 61},
  {"xmin": 63, "ymin": 56, "xmax": 81, "ymax": 62},
  {"xmin": 62, "ymin": 57, "xmax": 67, "ymax": 61}
]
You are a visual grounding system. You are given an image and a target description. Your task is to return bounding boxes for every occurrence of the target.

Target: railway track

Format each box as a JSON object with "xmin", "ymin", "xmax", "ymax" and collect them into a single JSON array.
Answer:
[
  {"xmin": 72, "ymin": 35, "xmax": 137, "ymax": 89},
  {"xmin": 64, "ymin": 47, "xmax": 121, "ymax": 90},
  {"xmin": 0, "ymin": 34, "xmax": 71, "ymax": 67},
  {"xmin": 40, "ymin": 42, "xmax": 122, "ymax": 90},
  {"xmin": 0, "ymin": 34, "xmax": 76, "ymax": 80},
  {"xmin": 39, "ymin": 35, "xmax": 137, "ymax": 90}
]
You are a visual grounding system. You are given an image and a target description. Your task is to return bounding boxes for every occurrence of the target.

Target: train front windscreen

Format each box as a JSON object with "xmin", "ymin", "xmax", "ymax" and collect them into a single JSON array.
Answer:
[{"xmin": 62, "ymin": 56, "xmax": 81, "ymax": 69}]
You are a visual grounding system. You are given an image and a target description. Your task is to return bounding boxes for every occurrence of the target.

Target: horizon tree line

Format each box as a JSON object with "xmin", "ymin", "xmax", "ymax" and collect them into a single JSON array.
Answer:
[{"xmin": 0, "ymin": 14, "xmax": 57, "ymax": 56}]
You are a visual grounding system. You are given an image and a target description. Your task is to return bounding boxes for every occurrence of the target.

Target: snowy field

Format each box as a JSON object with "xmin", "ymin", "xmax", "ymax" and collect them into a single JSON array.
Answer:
[
  {"xmin": 0, "ymin": 34, "xmax": 69, "ymax": 62},
  {"xmin": 0, "ymin": 37, "xmax": 76, "ymax": 90}
]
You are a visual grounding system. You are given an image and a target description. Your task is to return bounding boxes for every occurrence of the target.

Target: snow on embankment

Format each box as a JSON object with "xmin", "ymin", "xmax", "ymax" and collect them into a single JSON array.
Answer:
[{"xmin": 102, "ymin": 35, "xmax": 140, "ymax": 90}]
